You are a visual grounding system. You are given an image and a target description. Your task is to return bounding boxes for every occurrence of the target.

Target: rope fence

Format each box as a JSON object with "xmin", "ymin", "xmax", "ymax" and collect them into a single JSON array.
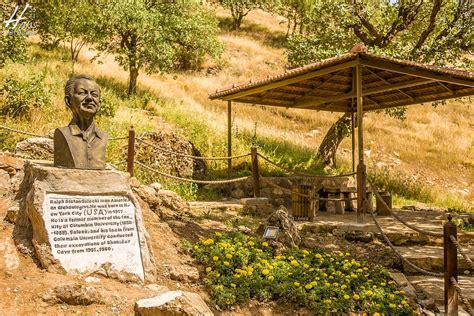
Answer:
[
  {"xmin": 451, "ymin": 277, "xmax": 474, "ymax": 315},
  {"xmin": 135, "ymin": 161, "xmax": 251, "ymax": 185},
  {"xmin": 368, "ymin": 208, "xmax": 443, "ymax": 277},
  {"xmin": 0, "ymin": 124, "xmax": 51, "ymax": 138},
  {"xmin": 136, "ymin": 137, "xmax": 251, "ymax": 161},
  {"xmin": 450, "ymin": 235, "xmax": 474, "ymax": 271},
  {"xmin": 257, "ymin": 153, "xmax": 356, "ymax": 178},
  {"xmin": 368, "ymin": 178, "xmax": 444, "ymax": 238}
]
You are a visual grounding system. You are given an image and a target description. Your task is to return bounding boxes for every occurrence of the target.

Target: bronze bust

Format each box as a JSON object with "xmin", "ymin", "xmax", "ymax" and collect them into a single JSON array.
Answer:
[{"xmin": 54, "ymin": 75, "xmax": 108, "ymax": 169}]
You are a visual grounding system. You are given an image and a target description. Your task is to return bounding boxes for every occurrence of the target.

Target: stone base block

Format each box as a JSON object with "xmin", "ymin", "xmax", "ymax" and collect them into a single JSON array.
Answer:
[{"xmin": 14, "ymin": 161, "xmax": 155, "ymax": 282}]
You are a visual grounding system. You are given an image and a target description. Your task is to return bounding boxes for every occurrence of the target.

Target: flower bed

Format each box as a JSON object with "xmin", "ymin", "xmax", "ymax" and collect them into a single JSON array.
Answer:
[{"xmin": 191, "ymin": 232, "xmax": 414, "ymax": 315}]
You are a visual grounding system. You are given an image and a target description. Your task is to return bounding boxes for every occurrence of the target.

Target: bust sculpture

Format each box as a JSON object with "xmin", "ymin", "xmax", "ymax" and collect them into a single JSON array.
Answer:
[{"xmin": 54, "ymin": 75, "xmax": 108, "ymax": 169}]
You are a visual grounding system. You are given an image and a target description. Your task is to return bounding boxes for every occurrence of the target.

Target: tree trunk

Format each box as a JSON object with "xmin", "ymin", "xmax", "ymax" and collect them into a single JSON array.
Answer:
[
  {"xmin": 316, "ymin": 112, "xmax": 352, "ymax": 167},
  {"xmin": 128, "ymin": 66, "xmax": 139, "ymax": 96}
]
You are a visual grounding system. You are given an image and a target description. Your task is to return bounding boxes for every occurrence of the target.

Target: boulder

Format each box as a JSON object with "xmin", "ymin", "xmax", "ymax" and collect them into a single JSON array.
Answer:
[
  {"xmin": 134, "ymin": 291, "xmax": 213, "ymax": 316},
  {"xmin": 44, "ymin": 284, "xmax": 103, "ymax": 306},
  {"xmin": 165, "ymin": 264, "xmax": 200, "ymax": 282},
  {"xmin": 257, "ymin": 206, "xmax": 301, "ymax": 248},
  {"xmin": 13, "ymin": 161, "xmax": 156, "ymax": 282},
  {"xmin": 15, "ymin": 137, "xmax": 53, "ymax": 159},
  {"xmin": 133, "ymin": 131, "xmax": 205, "ymax": 179},
  {"xmin": 0, "ymin": 153, "xmax": 23, "ymax": 175}
]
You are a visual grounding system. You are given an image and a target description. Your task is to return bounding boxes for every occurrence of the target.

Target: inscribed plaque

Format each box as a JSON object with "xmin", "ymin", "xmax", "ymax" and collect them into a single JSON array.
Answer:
[{"xmin": 43, "ymin": 193, "xmax": 144, "ymax": 280}]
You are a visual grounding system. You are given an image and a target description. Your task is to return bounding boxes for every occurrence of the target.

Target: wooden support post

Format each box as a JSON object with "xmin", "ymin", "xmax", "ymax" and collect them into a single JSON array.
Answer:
[
  {"xmin": 351, "ymin": 109, "xmax": 355, "ymax": 173},
  {"xmin": 127, "ymin": 126, "xmax": 135, "ymax": 177},
  {"xmin": 227, "ymin": 101, "xmax": 232, "ymax": 178},
  {"xmin": 444, "ymin": 214, "xmax": 458, "ymax": 316},
  {"xmin": 356, "ymin": 63, "xmax": 366, "ymax": 222},
  {"xmin": 251, "ymin": 146, "xmax": 260, "ymax": 197}
]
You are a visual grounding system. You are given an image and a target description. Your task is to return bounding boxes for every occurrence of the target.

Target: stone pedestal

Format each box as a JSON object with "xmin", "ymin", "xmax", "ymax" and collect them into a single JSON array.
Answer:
[{"xmin": 14, "ymin": 161, "xmax": 155, "ymax": 282}]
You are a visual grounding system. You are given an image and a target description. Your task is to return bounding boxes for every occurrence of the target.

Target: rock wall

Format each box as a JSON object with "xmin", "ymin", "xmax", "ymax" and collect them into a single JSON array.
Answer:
[{"xmin": 215, "ymin": 176, "xmax": 353, "ymax": 207}]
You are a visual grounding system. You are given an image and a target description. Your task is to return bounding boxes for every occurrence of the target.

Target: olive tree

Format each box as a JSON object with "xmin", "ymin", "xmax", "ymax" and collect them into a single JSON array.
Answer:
[
  {"xmin": 286, "ymin": 0, "xmax": 473, "ymax": 166},
  {"xmin": 218, "ymin": 0, "xmax": 273, "ymax": 30},
  {"xmin": 95, "ymin": 0, "xmax": 223, "ymax": 95}
]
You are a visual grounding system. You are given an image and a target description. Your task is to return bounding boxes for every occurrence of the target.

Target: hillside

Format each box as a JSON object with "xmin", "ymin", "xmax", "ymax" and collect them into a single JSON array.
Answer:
[{"xmin": 0, "ymin": 9, "xmax": 472, "ymax": 211}]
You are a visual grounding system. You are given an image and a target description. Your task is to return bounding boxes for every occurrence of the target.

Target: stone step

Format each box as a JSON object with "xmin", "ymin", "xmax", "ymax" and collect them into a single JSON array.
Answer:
[
  {"xmin": 407, "ymin": 275, "xmax": 474, "ymax": 307},
  {"xmin": 396, "ymin": 245, "xmax": 474, "ymax": 274}
]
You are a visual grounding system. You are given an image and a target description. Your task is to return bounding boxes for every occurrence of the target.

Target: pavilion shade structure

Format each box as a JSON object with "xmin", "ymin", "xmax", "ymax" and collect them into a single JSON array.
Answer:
[
  {"xmin": 210, "ymin": 46, "xmax": 474, "ymax": 220},
  {"xmin": 209, "ymin": 51, "xmax": 474, "ymax": 112}
]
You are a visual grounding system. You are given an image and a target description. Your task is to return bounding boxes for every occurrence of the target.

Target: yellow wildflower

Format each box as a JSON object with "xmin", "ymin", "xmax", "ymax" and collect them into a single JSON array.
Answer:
[
  {"xmin": 303, "ymin": 250, "xmax": 309, "ymax": 255},
  {"xmin": 267, "ymin": 275, "xmax": 274, "ymax": 281},
  {"xmin": 324, "ymin": 299, "xmax": 332, "ymax": 305},
  {"xmin": 401, "ymin": 300, "xmax": 408, "ymax": 305},
  {"xmin": 315, "ymin": 253, "xmax": 322, "ymax": 259},
  {"xmin": 206, "ymin": 267, "xmax": 212, "ymax": 273},
  {"xmin": 373, "ymin": 313, "xmax": 381, "ymax": 316},
  {"xmin": 343, "ymin": 294, "xmax": 350, "ymax": 300},
  {"xmin": 224, "ymin": 261, "xmax": 230, "ymax": 266},
  {"xmin": 262, "ymin": 269, "xmax": 270, "ymax": 275},
  {"xmin": 213, "ymin": 256, "xmax": 219, "ymax": 261},
  {"xmin": 305, "ymin": 284, "xmax": 313, "ymax": 290},
  {"xmin": 290, "ymin": 260, "xmax": 299, "ymax": 267},
  {"xmin": 226, "ymin": 253, "xmax": 233, "ymax": 259},
  {"xmin": 303, "ymin": 264, "xmax": 309, "ymax": 269},
  {"xmin": 215, "ymin": 232, "xmax": 222, "ymax": 237},
  {"xmin": 247, "ymin": 241, "xmax": 254, "ymax": 246},
  {"xmin": 293, "ymin": 282, "xmax": 300, "ymax": 287},
  {"xmin": 389, "ymin": 304, "xmax": 396, "ymax": 309},
  {"xmin": 341, "ymin": 284, "xmax": 347, "ymax": 290},
  {"xmin": 366, "ymin": 290, "xmax": 373, "ymax": 296},
  {"xmin": 353, "ymin": 294, "xmax": 360, "ymax": 300},
  {"xmin": 262, "ymin": 242, "xmax": 268, "ymax": 247},
  {"xmin": 230, "ymin": 283, "xmax": 236, "ymax": 288}
]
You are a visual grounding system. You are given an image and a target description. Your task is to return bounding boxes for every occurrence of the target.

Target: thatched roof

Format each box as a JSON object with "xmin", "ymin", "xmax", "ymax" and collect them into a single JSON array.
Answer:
[{"xmin": 209, "ymin": 45, "xmax": 474, "ymax": 112}]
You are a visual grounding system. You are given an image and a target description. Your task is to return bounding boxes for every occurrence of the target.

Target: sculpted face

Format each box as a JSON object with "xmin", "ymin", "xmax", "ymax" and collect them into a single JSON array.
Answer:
[{"xmin": 66, "ymin": 79, "xmax": 101, "ymax": 119}]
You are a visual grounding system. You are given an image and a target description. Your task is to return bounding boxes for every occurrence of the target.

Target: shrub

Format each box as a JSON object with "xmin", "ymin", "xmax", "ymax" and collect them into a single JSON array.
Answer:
[
  {"xmin": 1, "ymin": 74, "xmax": 50, "ymax": 118},
  {"xmin": 0, "ymin": 28, "xmax": 28, "ymax": 67},
  {"xmin": 97, "ymin": 88, "xmax": 117, "ymax": 118},
  {"xmin": 191, "ymin": 232, "xmax": 414, "ymax": 314}
]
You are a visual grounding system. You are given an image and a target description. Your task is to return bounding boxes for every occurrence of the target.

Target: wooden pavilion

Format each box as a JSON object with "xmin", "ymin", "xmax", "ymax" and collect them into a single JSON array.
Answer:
[{"xmin": 209, "ymin": 44, "xmax": 474, "ymax": 220}]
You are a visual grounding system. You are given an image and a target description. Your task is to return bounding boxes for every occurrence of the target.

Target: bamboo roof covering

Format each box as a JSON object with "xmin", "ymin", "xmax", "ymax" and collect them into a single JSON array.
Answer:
[{"xmin": 209, "ymin": 45, "xmax": 474, "ymax": 112}]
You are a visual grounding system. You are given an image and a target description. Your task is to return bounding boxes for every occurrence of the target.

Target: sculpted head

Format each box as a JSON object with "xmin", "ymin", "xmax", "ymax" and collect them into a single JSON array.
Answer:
[{"xmin": 64, "ymin": 75, "xmax": 101, "ymax": 120}]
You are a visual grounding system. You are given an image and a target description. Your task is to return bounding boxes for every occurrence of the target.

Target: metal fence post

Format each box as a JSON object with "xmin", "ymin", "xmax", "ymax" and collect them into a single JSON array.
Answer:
[
  {"xmin": 251, "ymin": 146, "xmax": 260, "ymax": 197},
  {"xmin": 444, "ymin": 213, "xmax": 458, "ymax": 316},
  {"xmin": 127, "ymin": 126, "xmax": 135, "ymax": 177}
]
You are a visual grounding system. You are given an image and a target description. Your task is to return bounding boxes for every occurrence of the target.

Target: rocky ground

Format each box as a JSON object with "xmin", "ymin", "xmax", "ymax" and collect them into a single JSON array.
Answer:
[{"xmin": 1, "ymin": 152, "xmax": 473, "ymax": 315}]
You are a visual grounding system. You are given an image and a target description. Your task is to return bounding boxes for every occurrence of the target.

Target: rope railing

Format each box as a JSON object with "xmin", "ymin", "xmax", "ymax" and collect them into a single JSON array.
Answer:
[
  {"xmin": 136, "ymin": 137, "xmax": 251, "ymax": 161},
  {"xmin": 450, "ymin": 235, "xmax": 474, "ymax": 270},
  {"xmin": 257, "ymin": 153, "xmax": 356, "ymax": 178},
  {"xmin": 135, "ymin": 161, "xmax": 251, "ymax": 185},
  {"xmin": 0, "ymin": 124, "xmax": 51, "ymax": 138},
  {"xmin": 260, "ymin": 177, "xmax": 312, "ymax": 198},
  {"xmin": 451, "ymin": 277, "xmax": 474, "ymax": 315},
  {"xmin": 367, "ymin": 178, "xmax": 443, "ymax": 237},
  {"xmin": 368, "ymin": 209, "xmax": 443, "ymax": 277}
]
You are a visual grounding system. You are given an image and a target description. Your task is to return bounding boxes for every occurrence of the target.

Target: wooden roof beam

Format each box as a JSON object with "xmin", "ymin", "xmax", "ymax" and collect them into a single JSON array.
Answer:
[
  {"xmin": 365, "ymin": 67, "xmax": 414, "ymax": 100},
  {"xmin": 437, "ymin": 82, "xmax": 454, "ymax": 94},
  {"xmin": 292, "ymin": 78, "xmax": 432, "ymax": 109},
  {"xmin": 221, "ymin": 60, "xmax": 358, "ymax": 101},
  {"xmin": 361, "ymin": 57, "xmax": 474, "ymax": 88},
  {"xmin": 363, "ymin": 89, "xmax": 474, "ymax": 111}
]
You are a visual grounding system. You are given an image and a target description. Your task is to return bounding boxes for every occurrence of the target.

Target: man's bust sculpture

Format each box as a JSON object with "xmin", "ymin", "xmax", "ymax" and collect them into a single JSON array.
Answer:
[{"xmin": 54, "ymin": 75, "xmax": 108, "ymax": 169}]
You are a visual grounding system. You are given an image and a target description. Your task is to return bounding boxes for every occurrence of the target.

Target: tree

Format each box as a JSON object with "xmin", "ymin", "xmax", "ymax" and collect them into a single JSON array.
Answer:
[
  {"xmin": 0, "ymin": 2, "xmax": 28, "ymax": 67},
  {"xmin": 286, "ymin": 0, "xmax": 473, "ymax": 166},
  {"xmin": 95, "ymin": 0, "xmax": 223, "ymax": 95},
  {"xmin": 218, "ymin": 0, "xmax": 272, "ymax": 30},
  {"xmin": 275, "ymin": 0, "xmax": 315, "ymax": 36},
  {"xmin": 32, "ymin": 1, "xmax": 100, "ymax": 73}
]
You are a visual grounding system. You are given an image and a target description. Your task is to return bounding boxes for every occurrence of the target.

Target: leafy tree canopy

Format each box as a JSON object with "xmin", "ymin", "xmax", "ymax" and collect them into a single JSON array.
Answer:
[
  {"xmin": 287, "ymin": 0, "xmax": 473, "ymax": 69},
  {"xmin": 95, "ymin": 0, "xmax": 223, "ymax": 95}
]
